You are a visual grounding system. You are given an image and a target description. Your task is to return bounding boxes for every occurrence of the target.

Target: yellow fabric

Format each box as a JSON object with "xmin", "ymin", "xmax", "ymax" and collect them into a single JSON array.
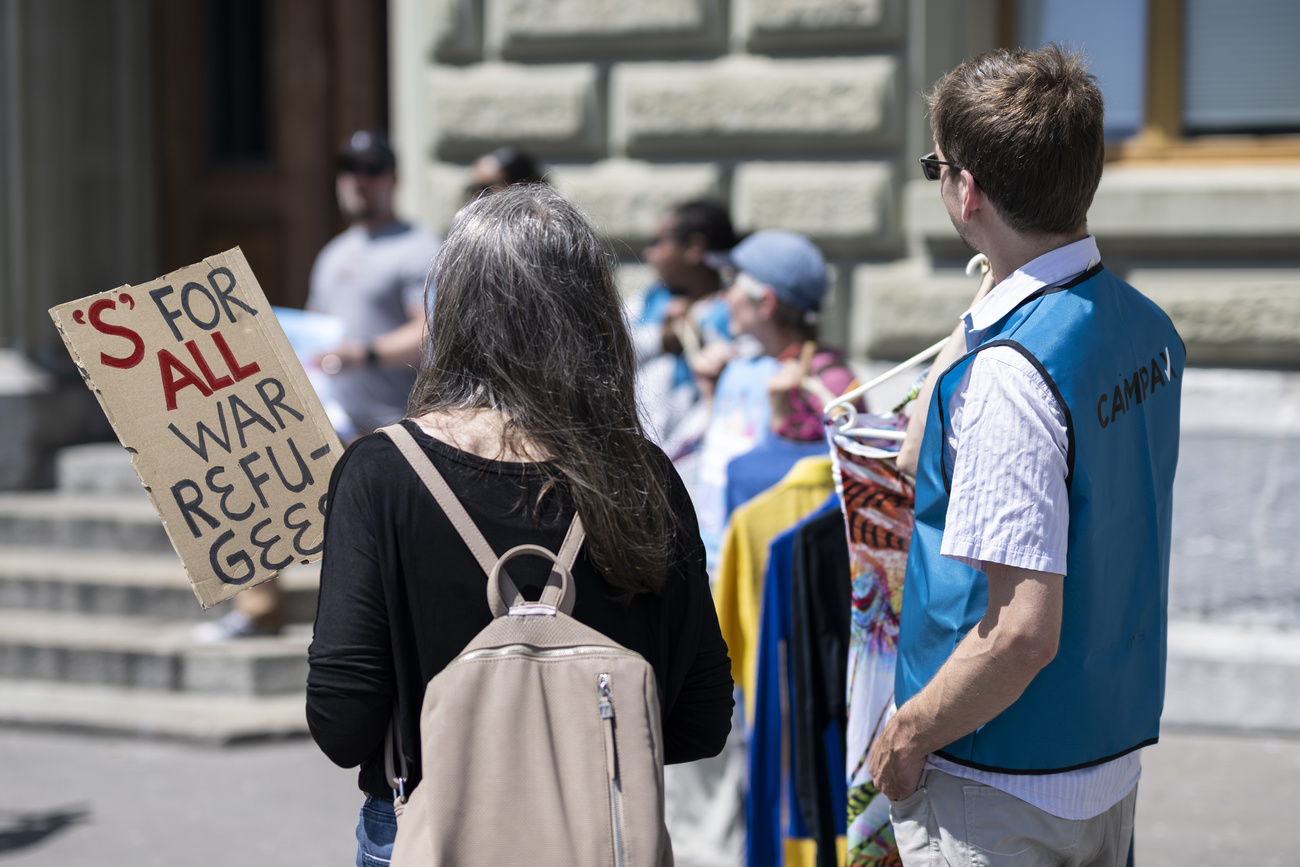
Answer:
[
  {"xmin": 784, "ymin": 835, "xmax": 847, "ymax": 867},
  {"xmin": 714, "ymin": 456, "xmax": 834, "ymax": 720}
]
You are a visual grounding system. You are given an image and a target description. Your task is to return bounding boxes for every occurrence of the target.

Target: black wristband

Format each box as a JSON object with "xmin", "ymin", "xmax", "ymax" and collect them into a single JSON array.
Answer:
[{"xmin": 365, "ymin": 344, "xmax": 379, "ymax": 365}]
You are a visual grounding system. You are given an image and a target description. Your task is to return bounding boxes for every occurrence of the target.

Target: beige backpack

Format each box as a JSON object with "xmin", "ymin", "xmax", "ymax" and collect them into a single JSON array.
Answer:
[{"xmin": 381, "ymin": 424, "xmax": 673, "ymax": 867}]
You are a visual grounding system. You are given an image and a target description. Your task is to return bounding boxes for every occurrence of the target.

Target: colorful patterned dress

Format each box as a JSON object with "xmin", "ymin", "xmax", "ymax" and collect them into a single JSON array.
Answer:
[{"xmin": 830, "ymin": 415, "xmax": 914, "ymax": 867}]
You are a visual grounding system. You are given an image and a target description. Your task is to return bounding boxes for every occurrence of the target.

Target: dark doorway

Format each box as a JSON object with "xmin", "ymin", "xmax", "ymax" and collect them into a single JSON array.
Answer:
[{"xmin": 155, "ymin": 0, "xmax": 389, "ymax": 308}]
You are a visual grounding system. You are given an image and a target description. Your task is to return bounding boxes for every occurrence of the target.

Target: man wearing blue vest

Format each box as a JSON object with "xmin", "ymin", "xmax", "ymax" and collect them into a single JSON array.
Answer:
[{"xmin": 867, "ymin": 46, "xmax": 1183, "ymax": 865}]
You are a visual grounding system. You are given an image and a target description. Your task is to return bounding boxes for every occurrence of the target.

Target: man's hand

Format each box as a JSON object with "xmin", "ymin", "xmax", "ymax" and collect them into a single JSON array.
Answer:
[
  {"xmin": 868, "ymin": 563, "xmax": 1063, "ymax": 802},
  {"xmin": 315, "ymin": 340, "xmax": 367, "ymax": 374},
  {"xmin": 660, "ymin": 295, "xmax": 691, "ymax": 356},
  {"xmin": 867, "ymin": 713, "xmax": 926, "ymax": 801}
]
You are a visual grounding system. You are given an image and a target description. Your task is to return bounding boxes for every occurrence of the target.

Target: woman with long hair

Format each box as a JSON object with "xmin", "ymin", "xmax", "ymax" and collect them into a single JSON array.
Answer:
[{"xmin": 306, "ymin": 184, "xmax": 734, "ymax": 863}]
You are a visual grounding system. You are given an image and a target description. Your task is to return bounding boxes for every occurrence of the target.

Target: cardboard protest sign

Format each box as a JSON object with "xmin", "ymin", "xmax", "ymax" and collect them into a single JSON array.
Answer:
[{"xmin": 49, "ymin": 248, "xmax": 343, "ymax": 608}]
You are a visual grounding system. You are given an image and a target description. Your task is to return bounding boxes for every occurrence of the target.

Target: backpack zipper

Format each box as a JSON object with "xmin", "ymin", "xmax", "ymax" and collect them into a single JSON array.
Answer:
[
  {"xmin": 599, "ymin": 672, "xmax": 626, "ymax": 867},
  {"xmin": 458, "ymin": 644, "xmax": 642, "ymax": 663}
]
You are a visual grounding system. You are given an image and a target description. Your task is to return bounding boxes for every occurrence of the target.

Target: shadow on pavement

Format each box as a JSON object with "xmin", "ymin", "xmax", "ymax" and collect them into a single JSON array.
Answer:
[{"xmin": 0, "ymin": 805, "xmax": 90, "ymax": 854}]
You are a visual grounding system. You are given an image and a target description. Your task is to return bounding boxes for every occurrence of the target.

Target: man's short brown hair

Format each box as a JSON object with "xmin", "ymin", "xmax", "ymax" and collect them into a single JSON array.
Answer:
[{"xmin": 927, "ymin": 45, "xmax": 1105, "ymax": 237}]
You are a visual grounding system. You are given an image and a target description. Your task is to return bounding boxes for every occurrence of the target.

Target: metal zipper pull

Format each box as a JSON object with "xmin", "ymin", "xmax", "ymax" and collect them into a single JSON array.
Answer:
[
  {"xmin": 598, "ymin": 671, "xmax": 626, "ymax": 867},
  {"xmin": 598, "ymin": 672, "xmax": 614, "ymax": 721}
]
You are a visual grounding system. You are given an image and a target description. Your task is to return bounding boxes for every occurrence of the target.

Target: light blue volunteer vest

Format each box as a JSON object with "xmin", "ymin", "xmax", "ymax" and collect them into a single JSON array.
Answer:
[{"xmin": 897, "ymin": 264, "xmax": 1184, "ymax": 773}]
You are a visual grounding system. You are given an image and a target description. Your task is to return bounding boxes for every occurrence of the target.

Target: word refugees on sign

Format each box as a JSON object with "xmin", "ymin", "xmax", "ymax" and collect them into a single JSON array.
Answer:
[{"xmin": 50, "ymin": 248, "xmax": 343, "ymax": 609}]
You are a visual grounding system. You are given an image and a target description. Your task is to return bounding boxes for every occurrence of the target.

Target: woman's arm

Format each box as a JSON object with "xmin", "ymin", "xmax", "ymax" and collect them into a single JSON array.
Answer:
[
  {"xmin": 658, "ymin": 464, "xmax": 735, "ymax": 764},
  {"xmin": 306, "ymin": 442, "xmax": 397, "ymax": 769}
]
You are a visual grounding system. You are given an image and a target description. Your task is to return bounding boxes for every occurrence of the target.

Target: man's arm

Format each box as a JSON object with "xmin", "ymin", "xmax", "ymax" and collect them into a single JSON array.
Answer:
[
  {"xmin": 866, "ymin": 561, "xmax": 1063, "ymax": 800},
  {"xmin": 318, "ymin": 300, "xmax": 426, "ymax": 371}
]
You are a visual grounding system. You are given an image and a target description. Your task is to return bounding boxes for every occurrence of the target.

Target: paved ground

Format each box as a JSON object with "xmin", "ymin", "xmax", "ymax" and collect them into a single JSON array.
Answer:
[{"xmin": 0, "ymin": 726, "xmax": 1295, "ymax": 865}]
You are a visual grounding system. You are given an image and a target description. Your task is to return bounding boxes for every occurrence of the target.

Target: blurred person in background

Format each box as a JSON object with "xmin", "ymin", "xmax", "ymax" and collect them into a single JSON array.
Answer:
[
  {"xmin": 310, "ymin": 129, "xmax": 443, "ymax": 439},
  {"xmin": 199, "ymin": 129, "xmax": 440, "ymax": 642},
  {"xmin": 693, "ymin": 230, "xmax": 856, "ymax": 571},
  {"xmin": 627, "ymin": 198, "xmax": 740, "ymax": 466},
  {"xmin": 467, "ymin": 145, "xmax": 547, "ymax": 199}
]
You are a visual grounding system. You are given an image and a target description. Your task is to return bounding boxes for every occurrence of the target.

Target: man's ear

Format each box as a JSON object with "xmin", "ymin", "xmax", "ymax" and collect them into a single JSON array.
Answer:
[
  {"xmin": 959, "ymin": 170, "xmax": 982, "ymax": 224},
  {"xmin": 758, "ymin": 286, "xmax": 779, "ymax": 318}
]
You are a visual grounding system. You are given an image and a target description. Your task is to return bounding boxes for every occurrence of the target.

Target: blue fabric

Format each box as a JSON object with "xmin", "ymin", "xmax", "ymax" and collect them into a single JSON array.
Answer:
[
  {"xmin": 724, "ymin": 436, "xmax": 832, "ymax": 519},
  {"xmin": 898, "ymin": 266, "xmax": 1184, "ymax": 773},
  {"xmin": 748, "ymin": 495, "xmax": 845, "ymax": 867},
  {"xmin": 637, "ymin": 283, "xmax": 675, "ymax": 325},
  {"xmin": 355, "ymin": 795, "xmax": 397, "ymax": 867},
  {"xmin": 698, "ymin": 355, "xmax": 784, "ymax": 571}
]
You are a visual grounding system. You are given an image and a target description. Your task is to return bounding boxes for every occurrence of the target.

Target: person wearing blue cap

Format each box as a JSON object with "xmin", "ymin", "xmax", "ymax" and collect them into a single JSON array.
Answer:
[{"xmin": 691, "ymin": 230, "xmax": 857, "ymax": 574}]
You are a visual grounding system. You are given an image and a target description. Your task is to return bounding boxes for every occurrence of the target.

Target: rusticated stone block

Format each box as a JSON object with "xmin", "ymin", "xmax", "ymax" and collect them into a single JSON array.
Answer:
[
  {"xmin": 1132, "ymin": 272, "xmax": 1300, "ymax": 368},
  {"xmin": 494, "ymin": 0, "xmax": 724, "ymax": 59},
  {"xmin": 733, "ymin": 161, "xmax": 898, "ymax": 255},
  {"xmin": 851, "ymin": 263, "xmax": 976, "ymax": 359},
  {"xmin": 612, "ymin": 56, "xmax": 901, "ymax": 156},
  {"xmin": 552, "ymin": 160, "xmax": 721, "ymax": 247},
  {"xmin": 425, "ymin": 162, "xmax": 473, "ymax": 234},
  {"xmin": 431, "ymin": 0, "xmax": 482, "ymax": 63},
  {"xmin": 743, "ymin": 0, "xmax": 904, "ymax": 51},
  {"xmin": 431, "ymin": 64, "xmax": 603, "ymax": 160},
  {"xmin": 910, "ymin": 168, "xmax": 1300, "ymax": 257}
]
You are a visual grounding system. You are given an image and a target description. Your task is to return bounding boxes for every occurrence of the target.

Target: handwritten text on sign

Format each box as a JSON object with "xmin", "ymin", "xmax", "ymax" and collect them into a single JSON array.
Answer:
[{"xmin": 50, "ymin": 249, "xmax": 342, "ymax": 609}]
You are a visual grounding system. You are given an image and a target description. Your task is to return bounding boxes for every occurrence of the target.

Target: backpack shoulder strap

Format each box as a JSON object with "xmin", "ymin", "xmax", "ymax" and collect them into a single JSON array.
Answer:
[
  {"xmin": 381, "ymin": 422, "xmax": 502, "ymax": 577},
  {"xmin": 378, "ymin": 423, "xmax": 584, "ymax": 613}
]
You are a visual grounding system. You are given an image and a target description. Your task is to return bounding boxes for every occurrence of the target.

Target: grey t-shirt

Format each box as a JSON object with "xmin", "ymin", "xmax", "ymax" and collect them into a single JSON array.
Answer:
[{"xmin": 308, "ymin": 221, "xmax": 442, "ymax": 435}]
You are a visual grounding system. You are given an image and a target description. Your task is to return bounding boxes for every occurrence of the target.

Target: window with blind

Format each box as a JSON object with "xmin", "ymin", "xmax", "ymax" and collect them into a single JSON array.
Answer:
[
  {"xmin": 1182, "ymin": 0, "xmax": 1300, "ymax": 135},
  {"xmin": 1012, "ymin": 0, "xmax": 1300, "ymax": 155}
]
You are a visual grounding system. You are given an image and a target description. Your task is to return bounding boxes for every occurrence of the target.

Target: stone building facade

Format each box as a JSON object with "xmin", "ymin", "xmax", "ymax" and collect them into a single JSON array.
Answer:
[
  {"xmin": 2, "ymin": 0, "xmax": 1299, "ymax": 489},
  {"xmin": 388, "ymin": 0, "xmax": 1300, "ymax": 367}
]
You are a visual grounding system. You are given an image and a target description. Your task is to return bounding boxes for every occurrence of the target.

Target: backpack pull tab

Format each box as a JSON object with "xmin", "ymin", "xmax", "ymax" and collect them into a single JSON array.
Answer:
[{"xmin": 598, "ymin": 672, "xmax": 613, "ymax": 720}]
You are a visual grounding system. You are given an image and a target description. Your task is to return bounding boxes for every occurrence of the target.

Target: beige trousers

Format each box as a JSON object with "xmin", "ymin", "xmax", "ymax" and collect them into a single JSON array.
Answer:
[{"xmin": 891, "ymin": 768, "xmax": 1136, "ymax": 867}]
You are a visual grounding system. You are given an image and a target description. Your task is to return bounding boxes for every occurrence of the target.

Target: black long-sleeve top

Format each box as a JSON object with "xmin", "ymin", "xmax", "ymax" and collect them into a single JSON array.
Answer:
[{"xmin": 306, "ymin": 420, "xmax": 734, "ymax": 797}]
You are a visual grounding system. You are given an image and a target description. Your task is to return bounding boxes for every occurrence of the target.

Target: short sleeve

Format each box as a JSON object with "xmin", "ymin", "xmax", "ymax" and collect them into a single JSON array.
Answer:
[{"xmin": 941, "ymin": 348, "xmax": 1070, "ymax": 575}]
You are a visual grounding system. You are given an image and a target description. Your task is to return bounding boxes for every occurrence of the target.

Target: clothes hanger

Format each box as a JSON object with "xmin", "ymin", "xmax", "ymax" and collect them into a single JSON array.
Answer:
[
  {"xmin": 824, "ymin": 254, "xmax": 989, "ymax": 441},
  {"xmin": 823, "ymin": 338, "xmax": 949, "ymax": 439}
]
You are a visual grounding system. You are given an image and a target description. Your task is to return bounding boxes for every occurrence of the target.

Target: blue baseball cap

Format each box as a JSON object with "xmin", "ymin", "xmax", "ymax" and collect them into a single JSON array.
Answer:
[{"xmin": 729, "ymin": 230, "xmax": 828, "ymax": 312}]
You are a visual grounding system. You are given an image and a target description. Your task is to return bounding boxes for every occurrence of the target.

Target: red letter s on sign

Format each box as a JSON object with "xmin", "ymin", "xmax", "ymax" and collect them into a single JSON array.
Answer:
[{"xmin": 88, "ymin": 296, "xmax": 145, "ymax": 369}]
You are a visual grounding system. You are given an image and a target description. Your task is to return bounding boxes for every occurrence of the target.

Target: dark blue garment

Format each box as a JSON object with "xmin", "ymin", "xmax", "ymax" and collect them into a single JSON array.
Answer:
[
  {"xmin": 898, "ymin": 265, "xmax": 1184, "ymax": 773},
  {"xmin": 747, "ymin": 494, "xmax": 846, "ymax": 867},
  {"xmin": 725, "ymin": 436, "xmax": 832, "ymax": 519}
]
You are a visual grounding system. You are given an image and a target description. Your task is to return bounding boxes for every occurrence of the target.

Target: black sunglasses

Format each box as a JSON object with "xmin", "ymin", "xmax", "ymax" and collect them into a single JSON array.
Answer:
[
  {"xmin": 337, "ymin": 159, "xmax": 389, "ymax": 177},
  {"xmin": 919, "ymin": 152, "xmax": 961, "ymax": 182}
]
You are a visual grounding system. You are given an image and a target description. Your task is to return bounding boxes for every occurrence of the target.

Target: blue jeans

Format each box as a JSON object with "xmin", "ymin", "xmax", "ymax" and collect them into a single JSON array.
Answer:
[{"xmin": 356, "ymin": 796, "xmax": 397, "ymax": 866}]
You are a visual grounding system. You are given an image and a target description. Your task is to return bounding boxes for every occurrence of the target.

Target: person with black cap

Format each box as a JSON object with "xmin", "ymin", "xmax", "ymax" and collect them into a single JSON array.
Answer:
[
  {"xmin": 310, "ymin": 129, "xmax": 443, "ymax": 440},
  {"xmin": 629, "ymin": 198, "xmax": 739, "ymax": 459},
  {"xmin": 466, "ymin": 145, "xmax": 546, "ymax": 199},
  {"xmin": 198, "ymin": 130, "xmax": 441, "ymax": 642}
]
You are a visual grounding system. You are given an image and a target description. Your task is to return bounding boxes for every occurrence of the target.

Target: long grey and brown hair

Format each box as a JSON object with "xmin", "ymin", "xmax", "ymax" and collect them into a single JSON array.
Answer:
[{"xmin": 408, "ymin": 184, "xmax": 674, "ymax": 598}]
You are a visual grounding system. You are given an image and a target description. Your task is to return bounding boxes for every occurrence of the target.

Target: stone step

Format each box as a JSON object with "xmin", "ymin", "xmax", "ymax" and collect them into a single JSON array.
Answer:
[
  {"xmin": 0, "ymin": 610, "xmax": 310, "ymax": 696},
  {"xmin": 1164, "ymin": 620, "xmax": 1300, "ymax": 734},
  {"xmin": 55, "ymin": 441, "xmax": 145, "ymax": 496},
  {"xmin": 0, "ymin": 491, "xmax": 173, "ymax": 553},
  {"xmin": 0, "ymin": 545, "xmax": 318, "ymax": 622},
  {"xmin": 0, "ymin": 678, "xmax": 307, "ymax": 744}
]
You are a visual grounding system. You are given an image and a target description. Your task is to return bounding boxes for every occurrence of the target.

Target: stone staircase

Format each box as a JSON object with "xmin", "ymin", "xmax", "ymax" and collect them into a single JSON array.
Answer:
[
  {"xmin": 4, "ymin": 373, "xmax": 1300, "ymax": 746},
  {"xmin": 0, "ymin": 443, "xmax": 318, "ymax": 743}
]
